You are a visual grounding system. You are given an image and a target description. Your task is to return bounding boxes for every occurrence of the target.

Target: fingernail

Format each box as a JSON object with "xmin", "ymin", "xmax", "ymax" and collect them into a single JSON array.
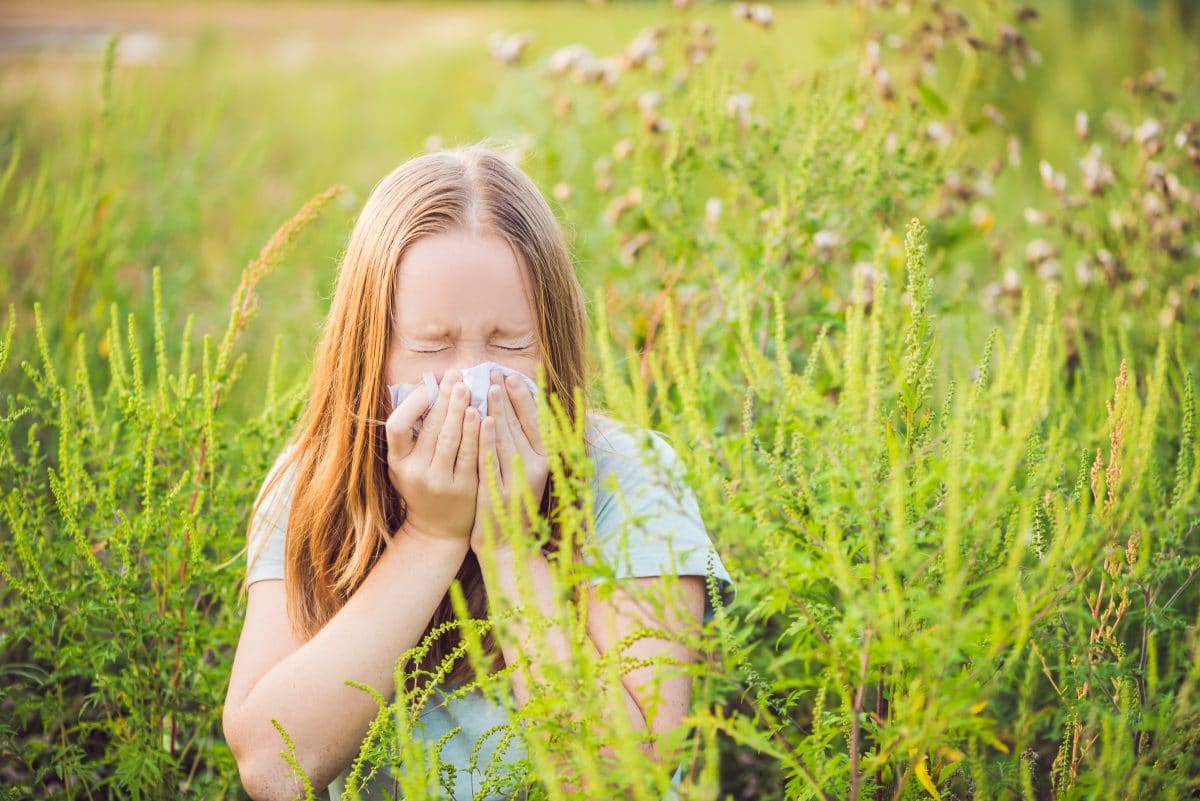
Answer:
[{"xmin": 505, "ymin": 374, "xmax": 520, "ymax": 388}]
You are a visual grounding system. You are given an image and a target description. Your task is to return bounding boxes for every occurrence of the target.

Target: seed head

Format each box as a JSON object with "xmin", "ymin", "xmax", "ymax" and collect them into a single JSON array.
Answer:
[{"xmin": 488, "ymin": 31, "xmax": 534, "ymax": 66}]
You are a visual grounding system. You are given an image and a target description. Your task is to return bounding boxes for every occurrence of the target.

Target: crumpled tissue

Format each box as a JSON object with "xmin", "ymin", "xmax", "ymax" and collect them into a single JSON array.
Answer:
[{"xmin": 388, "ymin": 360, "xmax": 539, "ymax": 436}]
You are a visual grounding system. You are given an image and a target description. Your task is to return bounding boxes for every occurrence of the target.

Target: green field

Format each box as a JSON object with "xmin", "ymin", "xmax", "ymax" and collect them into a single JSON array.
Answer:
[{"xmin": 2, "ymin": 1, "xmax": 1200, "ymax": 799}]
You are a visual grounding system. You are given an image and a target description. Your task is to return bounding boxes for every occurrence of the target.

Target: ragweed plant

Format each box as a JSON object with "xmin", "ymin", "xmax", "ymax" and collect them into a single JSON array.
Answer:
[
  {"xmin": 592, "ymin": 217, "xmax": 1200, "ymax": 800},
  {"xmin": 0, "ymin": 186, "xmax": 342, "ymax": 799}
]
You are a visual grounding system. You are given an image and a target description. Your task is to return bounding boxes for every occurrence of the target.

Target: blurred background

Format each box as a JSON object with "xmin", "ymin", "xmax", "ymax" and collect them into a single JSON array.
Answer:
[{"xmin": 3, "ymin": 1, "xmax": 1197, "ymax": 416}]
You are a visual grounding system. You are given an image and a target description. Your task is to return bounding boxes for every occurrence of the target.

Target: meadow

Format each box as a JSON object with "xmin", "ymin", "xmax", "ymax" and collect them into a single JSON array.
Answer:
[{"xmin": 1, "ymin": 1, "xmax": 1199, "ymax": 799}]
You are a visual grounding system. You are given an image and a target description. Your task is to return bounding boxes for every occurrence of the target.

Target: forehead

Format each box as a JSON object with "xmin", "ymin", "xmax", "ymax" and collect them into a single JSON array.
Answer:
[{"xmin": 394, "ymin": 230, "xmax": 536, "ymax": 335}]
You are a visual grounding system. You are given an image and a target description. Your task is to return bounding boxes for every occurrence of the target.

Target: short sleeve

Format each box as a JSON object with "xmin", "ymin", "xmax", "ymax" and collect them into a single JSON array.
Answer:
[
  {"xmin": 584, "ymin": 421, "xmax": 735, "ymax": 622},
  {"xmin": 245, "ymin": 445, "xmax": 298, "ymax": 586}
]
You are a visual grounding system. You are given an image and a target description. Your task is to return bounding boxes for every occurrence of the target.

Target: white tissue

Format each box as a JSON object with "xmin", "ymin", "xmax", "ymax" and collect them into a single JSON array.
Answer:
[{"xmin": 388, "ymin": 361, "xmax": 539, "ymax": 435}]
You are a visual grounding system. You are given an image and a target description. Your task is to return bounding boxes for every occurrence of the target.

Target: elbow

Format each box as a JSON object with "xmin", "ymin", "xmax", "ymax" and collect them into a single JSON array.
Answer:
[
  {"xmin": 230, "ymin": 747, "xmax": 312, "ymax": 801},
  {"xmin": 224, "ymin": 707, "xmax": 318, "ymax": 801},
  {"xmin": 224, "ymin": 708, "xmax": 269, "ymax": 801},
  {"xmin": 234, "ymin": 761, "xmax": 277, "ymax": 801}
]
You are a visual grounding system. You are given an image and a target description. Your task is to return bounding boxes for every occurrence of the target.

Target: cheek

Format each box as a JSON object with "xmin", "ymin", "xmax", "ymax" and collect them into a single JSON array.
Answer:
[
  {"xmin": 511, "ymin": 353, "xmax": 544, "ymax": 383},
  {"xmin": 386, "ymin": 351, "xmax": 446, "ymax": 387},
  {"xmin": 486, "ymin": 352, "xmax": 540, "ymax": 380}
]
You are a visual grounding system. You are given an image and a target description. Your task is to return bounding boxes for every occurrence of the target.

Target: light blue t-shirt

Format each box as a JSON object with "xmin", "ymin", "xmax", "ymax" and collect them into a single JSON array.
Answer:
[{"xmin": 244, "ymin": 414, "xmax": 735, "ymax": 800}]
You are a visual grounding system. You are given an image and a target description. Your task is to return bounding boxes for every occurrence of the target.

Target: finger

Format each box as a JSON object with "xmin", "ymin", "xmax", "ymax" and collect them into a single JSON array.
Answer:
[
  {"xmin": 504, "ymin": 373, "xmax": 544, "ymax": 456},
  {"xmin": 496, "ymin": 376, "xmax": 529, "ymax": 457},
  {"xmin": 431, "ymin": 383, "xmax": 470, "ymax": 474},
  {"xmin": 414, "ymin": 370, "xmax": 462, "ymax": 462},
  {"xmin": 386, "ymin": 380, "xmax": 437, "ymax": 462},
  {"xmin": 479, "ymin": 415, "xmax": 502, "ymax": 492},
  {"xmin": 488, "ymin": 382, "xmax": 519, "ymax": 474},
  {"xmin": 455, "ymin": 406, "xmax": 481, "ymax": 478}
]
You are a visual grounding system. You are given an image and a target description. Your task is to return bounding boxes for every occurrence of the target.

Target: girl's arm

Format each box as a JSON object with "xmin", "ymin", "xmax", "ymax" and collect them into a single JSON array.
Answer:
[
  {"xmin": 475, "ymin": 373, "xmax": 707, "ymax": 788},
  {"xmin": 224, "ymin": 372, "xmax": 480, "ymax": 800},
  {"xmin": 480, "ymin": 547, "xmax": 704, "ymax": 781},
  {"xmin": 223, "ymin": 530, "xmax": 469, "ymax": 801}
]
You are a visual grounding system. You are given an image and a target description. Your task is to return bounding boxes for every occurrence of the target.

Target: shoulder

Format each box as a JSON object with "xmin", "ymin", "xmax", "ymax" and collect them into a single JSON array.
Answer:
[
  {"xmin": 584, "ymin": 412, "xmax": 687, "ymax": 487},
  {"xmin": 263, "ymin": 441, "xmax": 301, "ymax": 487},
  {"xmin": 254, "ymin": 442, "xmax": 302, "ymax": 512},
  {"xmin": 578, "ymin": 412, "xmax": 735, "ymax": 606},
  {"xmin": 581, "ymin": 411, "xmax": 700, "ymax": 535},
  {"xmin": 245, "ymin": 443, "xmax": 302, "ymax": 585}
]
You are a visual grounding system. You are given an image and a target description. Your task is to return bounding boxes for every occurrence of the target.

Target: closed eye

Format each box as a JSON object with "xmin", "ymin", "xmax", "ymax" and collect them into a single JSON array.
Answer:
[
  {"xmin": 494, "ymin": 344, "xmax": 530, "ymax": 352},
  {"xmin": 411, "ymin": 347, "xmax": 448, "ymax": 354}
]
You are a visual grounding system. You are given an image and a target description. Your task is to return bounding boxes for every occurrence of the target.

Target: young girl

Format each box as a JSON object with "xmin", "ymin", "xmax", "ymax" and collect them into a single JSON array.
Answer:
[{"xmin": 222, "ymin": 143, "xmax": 734, "ymax": 800}]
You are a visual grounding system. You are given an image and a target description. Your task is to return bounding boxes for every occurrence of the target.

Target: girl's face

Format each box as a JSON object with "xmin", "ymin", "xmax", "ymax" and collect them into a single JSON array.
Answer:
[{"xmin": 386, "ymin": 229, "xmax": 543, "ymax": 387}]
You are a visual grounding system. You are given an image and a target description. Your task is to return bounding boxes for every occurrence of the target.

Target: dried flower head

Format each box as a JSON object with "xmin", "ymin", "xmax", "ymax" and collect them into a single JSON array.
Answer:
[
  {"xmin": 725, "ymin": 92, "xmax": 754, "ymax": 131},
  {"xmin": 851, "ymin": 261, "xmax": 877, "ymax": 307},
  {"xmin": 983, "ymin": 104, "xmax": 1007, "ymax": 127},
  {"xmin": 733, "ymin": 3, "xmax": 774, "ymax": 28},
  {"xmin": 618, "ymin": 230, "xmax": 655, "ymax": 264},
  {"xmin": 1025, "ymin": 239, "xmax": 1058, "ymax": 266},
  {"xmin": 1075, "ymin": 259, "xmax": 1096, "ymax": 286},
  {"xmin": 813, "ymin": 230, "xmax": 839, "ymax": 252},
  {"xmin": 637, "ymin": 91, "xmax": 664, "ymax": 114},
  {"xmin": 488, "ymin": 31, "xmax": 534, "ymax": 66},
  {"xmin": 1080, "ymin": 146, "xmax": 1115, "ymax": 195},
  {"xmin": 1135, "ymin": 118, "xmax": 1164, "ymax": 155},
  {"xmin": 926, "ymin": 121, "xmax": 952, "ymax": 147},
  {"xmin": 622, "ymin": 29, "xmax": 662, "ymax": 70},
  {"xmin": 548, "ymin": 44, "xmax": 594, "ymax": 76},
  {"xmin": 1007, "ymin": 134, "xmax": 1022, "ymax": 167},
  {"xmin": 1075, "ymin": 110, "xmax": 1090, "ymax": 140},
  {"xmin": 1024, "ymin": 207, "xmax": 1051, "ymax": 226},
  {"xmin": 613, "ymin": 138, "xmax": 636, "ymax": 160},
  {"xmin": 704, "ymin": 197, "xmax": 723, "ymax": 232},
  {"xmin": 1039, "ymin": 160, "xmax": 1066, "ymax": 194}
]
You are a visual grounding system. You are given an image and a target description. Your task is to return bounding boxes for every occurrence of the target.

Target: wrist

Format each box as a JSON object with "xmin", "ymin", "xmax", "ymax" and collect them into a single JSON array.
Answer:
[
  {"xmin": 394, "ymin": 522, "xmax": 471, "ymax": 555},
  {"xmin": 476, "ymin": 541, "xmax": 554, "ymax": 587},
  {"xmin": 472, "ymin": 538, "xmax": 517, "ymax": 564}
]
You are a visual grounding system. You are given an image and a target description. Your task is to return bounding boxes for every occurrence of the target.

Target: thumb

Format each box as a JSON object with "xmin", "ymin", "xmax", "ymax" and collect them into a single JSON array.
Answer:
[{"xmin": 386, "ymin": 383, "xmax": 433, "ymax": 462}]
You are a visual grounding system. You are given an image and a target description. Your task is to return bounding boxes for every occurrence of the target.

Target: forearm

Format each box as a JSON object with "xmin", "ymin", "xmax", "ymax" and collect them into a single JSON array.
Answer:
[
  {"xmin": 229, "ymin": 530, "xmax": 468, "ymax": 797},
  {"xmin": 480, "ymin": 547, "xmax": 655, "ymax": 759}
]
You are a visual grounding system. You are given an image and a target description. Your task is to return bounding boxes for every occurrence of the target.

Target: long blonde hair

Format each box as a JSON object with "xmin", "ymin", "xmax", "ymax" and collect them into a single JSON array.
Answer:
[{"xmin": 247, "ymin": 141, "xmax": 590, "ymax": 687}]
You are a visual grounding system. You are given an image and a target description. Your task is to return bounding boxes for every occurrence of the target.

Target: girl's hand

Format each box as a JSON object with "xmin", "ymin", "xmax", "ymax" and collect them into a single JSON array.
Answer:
[
  {"xmin": 386, "ymin": 369, "xmax": 482, "ymax": 544},
  {"xmin": 470, "ymin": 371, "xmax": 550, "ymax": 554}
]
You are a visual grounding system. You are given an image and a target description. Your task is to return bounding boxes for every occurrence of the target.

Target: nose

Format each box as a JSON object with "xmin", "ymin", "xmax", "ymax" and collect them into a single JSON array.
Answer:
[{"xmin": 437, "ymin": 349, "xmax": 489, "ymax": 385}]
